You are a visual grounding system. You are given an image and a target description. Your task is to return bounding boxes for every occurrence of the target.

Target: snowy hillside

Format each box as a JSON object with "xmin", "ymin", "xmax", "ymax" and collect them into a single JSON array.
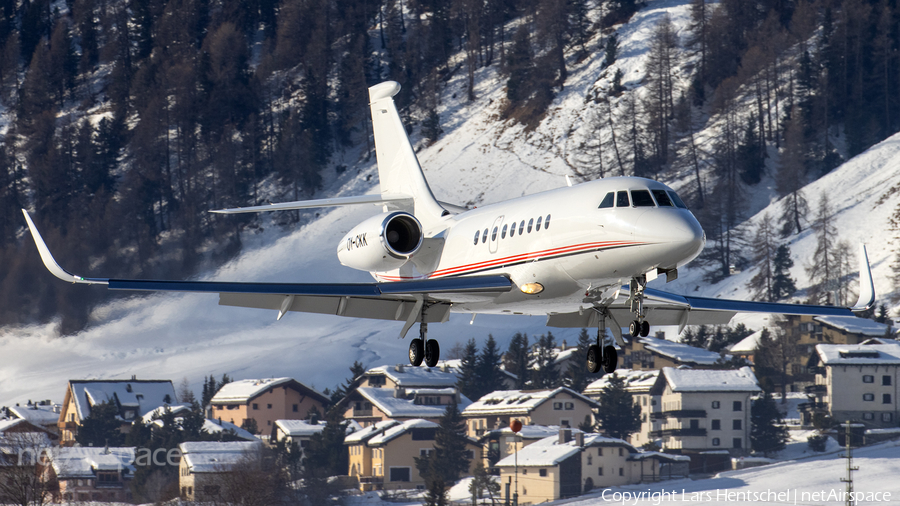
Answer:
[{"xmin": 2, "ymin": 0, "xmax": 899, "ymax": 407}]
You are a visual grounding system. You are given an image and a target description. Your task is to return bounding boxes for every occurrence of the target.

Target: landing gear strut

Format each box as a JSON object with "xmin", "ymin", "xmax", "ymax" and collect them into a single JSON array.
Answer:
[
  {"xmin": 628, "ymin": 276, "xmax": 651, "ymax": 338},
  {"xmin": 586, "ymin": 309, "xmax": 618, "ymax": 375},
  {"xmin": 408, "ymin": 314, "xmax": 440, "ymax": 367}
]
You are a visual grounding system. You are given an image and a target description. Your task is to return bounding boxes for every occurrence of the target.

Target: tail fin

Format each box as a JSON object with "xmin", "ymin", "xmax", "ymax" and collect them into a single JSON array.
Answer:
[{"xmin": 369, "ymin": 82, "xmax": 447, "ymax": 229}]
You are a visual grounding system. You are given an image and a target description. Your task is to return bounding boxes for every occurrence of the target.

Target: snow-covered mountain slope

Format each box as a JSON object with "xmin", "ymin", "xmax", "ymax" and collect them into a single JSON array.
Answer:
[{"xmin": 2, "ymin": 0, "xmax": 898, "ymax": 407}]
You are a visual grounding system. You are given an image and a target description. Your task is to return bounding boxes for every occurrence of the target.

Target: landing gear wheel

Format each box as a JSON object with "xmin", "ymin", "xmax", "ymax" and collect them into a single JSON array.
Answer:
[
  {"xmin": 409, "ymin": 338, "xmax": 424, "ymax": 367},
  {"xmin": 586, "ymin": 344, "xmax": 602, "ymax": 374},
  {"xmin": 640, "ymin": 320, "xmax": 650, "ymax": 337},
  {"xmin": 602, "ymin": 346, "xmax": 618, "ymax": 374},
  {"xmin": 424, "ymin": 339, "xmax": 440, "ymax": 367},
  {"xmin": 630, "ymin": 320, "xmax": 641, "ymax": 337}
]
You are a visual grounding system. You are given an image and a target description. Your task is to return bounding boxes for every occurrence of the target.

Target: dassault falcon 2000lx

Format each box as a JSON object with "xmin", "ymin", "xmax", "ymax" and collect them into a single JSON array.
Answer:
[{"xmin": 24, "ymin": 81, "xmax": 876, "ymax": 375}]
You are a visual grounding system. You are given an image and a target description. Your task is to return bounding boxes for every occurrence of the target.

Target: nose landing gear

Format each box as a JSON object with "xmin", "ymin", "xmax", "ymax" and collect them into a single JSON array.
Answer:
[
  {"xmin": 586, "ymin": 310, "xmax": 618, "ymax": 375},
  {"xmin": 628, "ymin": 276, "xmax": 651, "ymax": 338}
]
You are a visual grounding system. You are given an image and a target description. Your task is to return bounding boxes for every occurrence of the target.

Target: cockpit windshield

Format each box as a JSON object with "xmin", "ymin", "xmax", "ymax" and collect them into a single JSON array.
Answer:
[
  {"xmin": 599, "ymin": 188, "xmax": 690, "ymax": 210},
  {"xmin": 630, "ymin": 190, "xmax": 655, "ymax": 207},
  {"xmin": 667, "ymin": 190, "xmax": 688, "ymax": 209},
  {"xmin": 651, "ymin": 190, "xmax": 673, "ymax": 207}
]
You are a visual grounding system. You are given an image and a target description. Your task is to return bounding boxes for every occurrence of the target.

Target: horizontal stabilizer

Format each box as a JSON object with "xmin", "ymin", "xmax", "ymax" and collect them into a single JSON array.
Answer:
[{"xmin": 210, "ymin": 194, "xmax": 414, "ymax": 214}]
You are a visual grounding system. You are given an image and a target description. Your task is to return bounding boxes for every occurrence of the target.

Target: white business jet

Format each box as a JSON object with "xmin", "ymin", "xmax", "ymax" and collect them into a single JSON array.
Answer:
[{"xmin": 23, "ymin": 81, "xmax": 875, "ymax": 375}]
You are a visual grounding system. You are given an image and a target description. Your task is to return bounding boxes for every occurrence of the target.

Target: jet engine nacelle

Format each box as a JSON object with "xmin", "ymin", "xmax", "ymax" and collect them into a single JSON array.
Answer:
[{"xmin": 337, "ymin": 211, "xmax": 424, "ymax": 272}]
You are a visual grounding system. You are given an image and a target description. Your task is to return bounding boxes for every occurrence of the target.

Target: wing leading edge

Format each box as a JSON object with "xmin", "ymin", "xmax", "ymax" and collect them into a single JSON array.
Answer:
[{"xmin": 22, "ymin": 210, "xmax": 512, "ymax": 326}]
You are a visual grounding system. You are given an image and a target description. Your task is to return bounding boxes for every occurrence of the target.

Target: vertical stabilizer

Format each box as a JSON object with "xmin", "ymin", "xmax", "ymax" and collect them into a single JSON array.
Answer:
[{"xmin": 369, "ymin": 82, "xmax": 446, "ymax": 229}]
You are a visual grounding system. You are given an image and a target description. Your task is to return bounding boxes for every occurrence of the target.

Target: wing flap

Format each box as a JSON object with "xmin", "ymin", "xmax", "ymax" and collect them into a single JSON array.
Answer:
[
  {"xmin": 210, "ymin": 194, "xmax": 415, "ymax": 214},
  {"xmin": 218, "ymin": 293, "xmax": 451, "ymax": 322}
]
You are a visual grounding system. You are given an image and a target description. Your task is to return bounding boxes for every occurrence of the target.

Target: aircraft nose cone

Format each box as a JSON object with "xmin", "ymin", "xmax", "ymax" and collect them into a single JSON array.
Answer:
[{"xmin": 636, "ymin": 211, "xmax": 705, "ymax": 266}]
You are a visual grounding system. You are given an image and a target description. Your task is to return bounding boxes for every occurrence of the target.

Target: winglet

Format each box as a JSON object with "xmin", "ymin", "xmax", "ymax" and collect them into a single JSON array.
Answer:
[
  {"xmin": 21, "ymin": 210, "xmax": 108, "ymax": 285},
  {"xmin": 851, "ymin": 244, "xmax": 875, "ymax": 313}
]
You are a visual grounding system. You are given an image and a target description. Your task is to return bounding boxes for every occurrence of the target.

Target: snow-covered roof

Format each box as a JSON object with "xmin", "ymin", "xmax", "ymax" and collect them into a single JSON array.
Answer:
[
  {"xmin": 344, "ymin": 420, "xmax": 400, "ymax": 444},
  {"xmin": 49, "ymin": 447, "xmax": 136, "ymax": 479},
  {"xmin": 202, "ymin": 418, "xmax": 258, "ymax": 441},
  {"xmin": 364, "ymin": 364, "xmax": 461, "ymax": 388},
  {"xmin": 583, "ymin": 370, "xmax": 659, "ymax": 397},
  {"xmin": 369, "ymin": 419, "xmax": 438, "ymax": 445},
  {"xmin": 659, "ymin": 367, "xmax": 760, "ymax": 393},
  {"xmin": 628, "ymin": 451, "xmax": 690, "ymax": 462},
  {"xmin": 9, "ymin": 404, "xmax": 60, "ymax": 426},
  {"xmin": 0, "ymin": 418, "xmax": 31, "ymax": 433},
  {"xmin": 492, "ymin": 424, "xmax": 565, "ymax": 441},
  {"xmin": 211, "ymin": 378, "xmax": 327, "ymax": 404},
  {"xmin": 142, "ymin": 404, "xmax": 191, "ymax": 423},
  {"xmin": 67, "ymin": 380, "xmax": 177, "ymax": 420},
  {"xmin": 463, "ymin": 387, "xmax": 597, "ymax": 416},
  {"xmin": 815, "ymin": 316, "xmax": 891, "ymax": 336},
  {"xmin": 494, "ymin": 432, "xmax": 635, "ymax": 467},
  {"xmin": 356, "ymin": 387, "xmax": 472, "ymax": 419},
  {"xmin": 636, "ymin": 336, "xmax": 721, "ymax": 365},
  {"xmin": 816, "ymin": 344, "xmax": 900, "ymax": 365},
  {"xmin": 274, "ymin": 419, "xmax": 327, "ymax": 437},
  {"xmin": 728, "ymin": 330, "xmax": 764, "ymax": 354},
  {"xmin": 179, "ymin": 441, "xmax": 262, "ymax": 473}
]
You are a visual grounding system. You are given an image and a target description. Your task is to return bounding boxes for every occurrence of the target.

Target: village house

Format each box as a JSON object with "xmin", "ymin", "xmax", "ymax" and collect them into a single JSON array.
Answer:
[
  {"xmin": 801, "ymin": 342, "xmax": 900, "ymax": 428},
  {"xmin": 339, "ymin": 385, "xmax": 471, "ymax": 427},
  {"xmin": 583, "ymin": 369, "xmax": 660, "ymax": 448},
  {"xmin": 209, "ymin": 378, "xmax": 329, "ymax": 438},
  {"xmin": 477, "ymin": 424, "xmax": 562, "ymax": 471},
  {"xmin": 648, "ymin": 367, "xmax": 760, "ymax": 472},
  {"xmin": 344, "ymin": 418, "xmax": 482, "ymax": 492},
  {"xmin": 141, "ymin": 405, "xmax": 258, "ymax": 441},
  {"xmin": 462, "ymin": 388, "xmax": 598, "ymax": 439},
  {"xmin": 178, "ymin": 441, "xmax": 262, "ymax": 502},
  {"xmin": 618, "ymin": 333, "xmax": 721, "ymax": 371},
  {"xmin": 44, "ymin": 447, "xmax": 135, "ymax": 503},
  {"xmin": 57, "ymin": 378, "xmax": 178, "ymax": 446},
  {"xmin": 495, "ymin": 428, "xmax": 687, "ymax": 503},
  {"xmin": 7, "ymin": 401, "xmax": 62, "ymax": 435}
]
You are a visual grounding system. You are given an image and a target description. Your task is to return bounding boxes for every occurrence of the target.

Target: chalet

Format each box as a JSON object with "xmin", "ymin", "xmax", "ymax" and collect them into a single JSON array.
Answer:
[
  {"xmin": 495, "ymin": 428, "xmax": 687, "ymax": 503},
  {"xmin": 462, "ymin": 388, "xmax": 598, "ymax": 439},
  {"xmin": 45, "ymin": 447, "xmax": 135, "ymax": 503},
  {"xmin": 209, "ymin": 378, "xmax": 329, "ymax": 437},
  {"xmin": 344, "ymin": 419, "xmax": 482, "ymax": 492},
  {"xmin": 58, "ymin": 378, "xmax": 177, "ymax": 446},
  {"xmin": 618, "ymin": 333, "xmax": 721, "ymax": 371},
  {"xmin": 339, "ymin": 386, "xmax": 470, "ymax": 427},
  {"xmin": 801, "ymin": 342, "xmax": 900, "ymax": 428},
  {"xmin": 583, "ymin": 370, "xmax": 660, "ymax": 448},
  {"xmin": 8, "ymin": 401, "xmax": 61, "ymax": 435},
  {"xmin": 141, "ymin": 405, "xmax": 258, "ymax": 441},
  {"xmin": 178, "ymin": 441, "xmax": 262, "ymax": 502}
]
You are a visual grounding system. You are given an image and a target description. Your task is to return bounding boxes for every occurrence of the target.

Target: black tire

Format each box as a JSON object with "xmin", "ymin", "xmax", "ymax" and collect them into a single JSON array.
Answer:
[
  {"xmin": 640, "ymin": 320, "xmax": 650, "ymax": 337},
  {"xmin": 603, "ymin": 345, "xmax": 618, "ymax": 373},
  {"xmin": 425, "ymin": 339, "xmax": 440, "ymax": 367},
  {"xmin": 586, "ymin": 344, "xmax": 602, "ymax": 374},
  {"xmin": 629, "ymin": 320, "xmax": 640, "ymax": 337},
  {"xmin": 409, "ymin": 338, "xmax": 424, "ymax": 366}
]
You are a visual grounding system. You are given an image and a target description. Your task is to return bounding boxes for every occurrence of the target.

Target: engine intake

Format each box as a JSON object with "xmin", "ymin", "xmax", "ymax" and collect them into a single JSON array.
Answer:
[{"xmin": 337, "ymin": 212, "xmax": 424, "ymax": 272}]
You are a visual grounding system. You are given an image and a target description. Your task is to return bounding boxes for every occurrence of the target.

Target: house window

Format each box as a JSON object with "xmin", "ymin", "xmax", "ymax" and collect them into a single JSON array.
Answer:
[
  {"xmin": 863, "ymin": 394, "xmax": 875, "ymax": 402},
  {"xmin": 267, "ymin": 404, "xmax": 273, "ymax": 409},
  {"xmin": 587, "ymin": 455, "xmax": 592, "ymax": 465},
  {"xmin": 712, "ymin": 420, "xmax": 721, "ymax": 430},
  {"xmin": 712, "ymin": 438, "xmax": 720, "ymax": 446},
  {"xmin": 564, "ymin": 402, "xmax": 574, "ymax": 410},
  {"xmin": 522, "ymin": 469, "xmax": 527, "ymax": 475},
  {"xmin": 733, "ymin": 401, "xmax": 742, "ymax": 411},
  {"xmin": 619, "ymin": 468, "xmax": 624, "ymax": 476},
  {"xmin": 690, "ymin": 420, "xmax": 699, "ymax": 430},
  {"xmin": 733, "ymin": 420, "xmax": 742, "ymax": 430},
  {"xmin": 598, "ymin": 448, "xmax": 602, "ymax": 456},
  {"xmin": 882, "ymin": 413, "xmax": 893, "ymax": 422},
  {"xmin": 863, "ymin": 413, "xmax": 875, "ymax": 420},
  {"xmin": 553, "ymin": 402, "xmax": 562, "ymax": 410},
  {"xmin": 389, "ymin": 468, "xmax": 411, "ymax": 482},
  {"xmin": 619, "ymin": 448, "xmax": 623, "ymax": 456},
  {"xmin": 712, "ymin": 401, "xmax": 720, "ymax": 409},
  {"xmin": 539, "ymin": 469, "xmax": 547, "ymax": 477},
  {"xmin": 598, "ymin": 467, "xmax": 603, "ymax": 476},
  {"xmin": 252, "ymin": 404, "xmax": 259, "ymax": 410},
  {"xmin": 293, "ymin": 404, "xmax": 298, "ymax": 412},
  {"xmin": 884, "ymin": 376, "xmax": 892, "ymax": 386},
  {"xmin": 733, "ymin": 438, "xmax": 742, "ymax": 449},
  {"xmin": 883, "ymin": 394, "xmax": 892, "ymax": 404},
  {"xmin": 863, "ymin": 375, "xmax": 874, "ymax": 383}
]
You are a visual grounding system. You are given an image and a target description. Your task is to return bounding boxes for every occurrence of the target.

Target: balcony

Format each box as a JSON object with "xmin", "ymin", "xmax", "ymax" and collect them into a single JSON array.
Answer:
[
  {"xmin": 650, "ymin": 428, "xmax": 707, "ymax": 438},
  {"xmin": 808, "ymin": 366, "xmax": 825, "ymax": 375},
  {"xmin": 651, "ymin": 410, "xmax": 707, "ymax": 420},
  {"xmin": 805, "ymin": 384, "xmax": 827, "ymax": 395},
  {"xmin": 352, "ymin": 409, "xmax": 373, "ymax": 417},
  {"xmin": 798, "ymin": 401, "xmax": 828, "ymax": 411},
  {"xmin": 359, "ymin": 476, "xmax": 384, "ymax": 484}
]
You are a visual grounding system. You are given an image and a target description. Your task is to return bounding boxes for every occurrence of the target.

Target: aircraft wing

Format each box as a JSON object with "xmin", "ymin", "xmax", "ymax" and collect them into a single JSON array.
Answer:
[
  {"xmin": 22, "ymin": 210, "xmax": 511, "ymax": 333},
  {"xmin": 548, "ymin": 244, "xmax": 876, "ymax": 342}
]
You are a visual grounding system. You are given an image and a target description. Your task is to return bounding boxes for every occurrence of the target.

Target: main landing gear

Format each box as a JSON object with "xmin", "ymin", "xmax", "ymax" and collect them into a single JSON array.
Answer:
[
  {"xmin": 628, "ymin": 276, "xmax": 651, "ymax": 338},
  {"xmin": 586, "ymin": 310, "xmax": 618, "ymax": 375},
  {"xmin": 408, "ymin": 322, "xmax": 441, "ymax": 368}
]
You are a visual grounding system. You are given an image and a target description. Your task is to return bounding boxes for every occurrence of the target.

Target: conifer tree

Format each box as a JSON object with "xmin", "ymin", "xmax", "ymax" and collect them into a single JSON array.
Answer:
[
  {"xmin": 457, "ymin": 338, "xmax": 480, "ymax": 400},
  {"xmin": 76, "ymin": 402, "xmax": 125, "ymax": 447},
  {"xmin": 806, "ymin": 193, "xmax": 838, "ymax": 304},
  {"xmin": 532, "ymin": 332, "xmax": 560, "ymax": 389},
  {"xmin": 476, "ymin": 334, "xmax": 504, "ymax": 398},
  {"xmin": 594, "ymin": 373, "xmax": 640, "ymax": 440},
  {"xmin": 748, "ymin": 213, "xmax": 778, "ymax": 302},
  {"xmin": 415, "ymin": 401, "xmax": 471, "ymax": 488},
  {"xmin": 566, "ymin": 328, "xmax": 593, "ymax": 393},
  {"xmin": 772, "ymin": 245, "xmax": 797, "ymax": 300},
  {"xmin": 750, "ymin": 391, "xmax": 788, "ymax": 456},
  {"xmin": 504, "ymin": 333, "xmax": 529, "ymax": 389}
]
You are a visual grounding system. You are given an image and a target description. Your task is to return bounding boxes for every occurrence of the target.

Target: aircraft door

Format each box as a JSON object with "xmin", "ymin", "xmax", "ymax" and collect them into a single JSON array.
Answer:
[{"xmin": 488, "ymin": 216, "xmax": 504, "ymax": 254}]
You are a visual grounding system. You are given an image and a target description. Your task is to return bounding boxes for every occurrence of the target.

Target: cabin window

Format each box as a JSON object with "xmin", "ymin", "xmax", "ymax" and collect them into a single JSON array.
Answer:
[
  {"xmin": 631, "ymin": 190, "xmax": 655, "ymax": 207},
  {"xmin": 474, "ymin": 231, "xmax": 480, "ymax": 245},
  {"xmin": 527, "ymin": 219, "xmax": 534, "ymax": 233},
  {"xmin": 510, "ymin": 223, "xmax": 516, "ymax": 237},
  {"xmin": 492, "ymin": 227, "xmax": 498, "ymax": 241},
  {"xmin": 599, "ymin": 192, "xmax": 615, "ymax": 208},
  {"xmin": 482, "ymin": 229, "xmax": 488, "ymax": 243},
  {"xmin": 519, "ymin": 221, "xmax": 525, "ymax": 235},
  {"xmin": 502, "ymin": 224, "xmax": 508, "ymax": 239},
  {"xmin": 651, "ymin": 189, "xmax": 674, "ymax": 207},
  {"xmin": 545, "ymin": 214, "xmax": 551, "ymax": 229},
  {"xmin": 535, "ymin": 216, "xmax": 542, "ymax": 231},
  {"xmin": 667, "ymin": 190, "xmax": 688, "ymax": 209},
  {"xmin": 616, "ymin": 191, "xmax": 629, "ymax": 207}
]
